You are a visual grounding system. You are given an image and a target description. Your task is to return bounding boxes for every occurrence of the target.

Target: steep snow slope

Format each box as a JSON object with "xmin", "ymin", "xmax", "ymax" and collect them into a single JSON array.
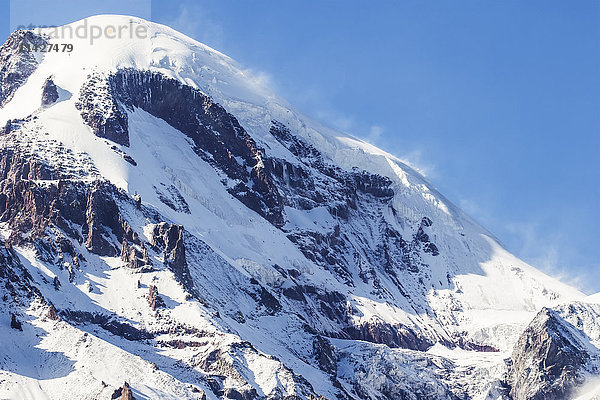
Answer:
[{"xmin": 0, "ymin": 15, "xmax": 591, "ymax": 400}]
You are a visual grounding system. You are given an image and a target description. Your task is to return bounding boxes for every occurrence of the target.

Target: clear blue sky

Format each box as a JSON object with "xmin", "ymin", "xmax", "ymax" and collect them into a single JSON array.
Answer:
[{"xmin": 1, "ymin": 1, "xmax": 598, "ymax": 292}]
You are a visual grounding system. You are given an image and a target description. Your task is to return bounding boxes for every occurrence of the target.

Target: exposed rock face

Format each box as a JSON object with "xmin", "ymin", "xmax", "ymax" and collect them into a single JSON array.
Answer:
[
  {"xmin": 109, "ymin": 69, "xmax": 285, "ymax": 226},
  {"xmin": 0, "ymin": 241, "xmax": 42, "ymax": 301},
  {"xmin": 0, "ymin": 150, "xmax": 138, "ymax": 256},
  {"xmin": 151, "ymin": 223, "xmax": 191, "ymax": 286},
  {"xmin": 77, "ymin": 70, "xmax": 285, "ymax": 225},
  {"xmin": 0, "ymin": 30, "xmax": 47, "ymax": 106},
  {"xmin": 76, "ymin": 73, "xmax": 129, "ymax": 146},
  {"xmin": 111, "ymin": 382, "xmax": 136, "ymax": 400},
  {"xmin": 313, "ymin": 335, "xmax": 337, "ymax": 375},
  {"xmin": 120, "ymin": 382, "xmax": 135, "ymax": 400},
  {"xmin": 508, "ymin": 308, "xmax": 590, "ymax": 400},
  {"xmin": 268, "ymin": 120, "xmax": 395, "ymax": 216},
  {"xmin": 414, "ymin": 217, "xmax": 439, "ymax": 256},
  {"xmin": 345, "ymin": 318, "xmax": 432, "ymax": 351},
  {"xmin": 61, "ymin": 310, "xmax": 152, "ymax": 341},
  {"xmin": 47, "ymin": 304, "xmax": 59, "ymax": 320},
  {"xmin": 147, "ymin": 285, "xmax": 165, "ymax": 311},
  {"xmin": 0, "ymin": 147, "xmax": 56, "ymax": 181},
  {"xmin": 10, "ymin": 313, "xmax": 22, "ymax": 331},
  {"xmin": 41, "ymin": 76, "xmax": 59, "ymax": 106},
  {"xmin": 83, "ymin": 181, "xmax": 123, "ymax": 256},
  {"xmin": 268, "ymin": 121, "xmax": 442, "ymax": 300},
  {"xmin": 121, "ymin": 239, "xmax": 151, "ymax": 270}
]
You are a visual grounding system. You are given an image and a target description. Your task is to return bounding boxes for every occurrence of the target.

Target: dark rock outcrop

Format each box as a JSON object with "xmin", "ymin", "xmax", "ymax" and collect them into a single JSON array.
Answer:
[
  {"xmin": 284, "ymin": 282, "xmax": 432, "ymax": 351},
  {"xmin": 83, "ymin": 181, "xmax": 138, "ymax": 256},
  {"xmin": 121, "ymin": 239, "xmax": 151, "ymax": 270},
  {"xmin": 110, "ymin": 69, "xmax": 284, "ymax": 226},
  {"xmin": 78, "ymin": 70, "xmax": 286, "ymax": 225},
  {"xmin": 0, "ymin": 150, "xmax": 139, "ymax": 258},
  {"xmin": 415, "ymin": 217, "xmax": 439, "ymax": 256},
  {"xmin": 147, "ymin": 285, "xmax": 165, "ymax": 311},
  {"xmin": 112, "ymin": 382, "xmax": 135, "ymax": 400},
  {"xmin": 508, "ymin": 308, "xmax": 590, "ymax": 400},
  {"xmin": 76, "ymin": 74, "xmax": 129, "ymax": 146},
  {"xmin": 251, "ymin": 285, "xmax": 281, "ymax": 315},
  {"xmin": 61, "ymin": 310, "xmax": 152, "ymax": 341},
  {"xmin": 313, "ymin": 335, "xmax": 337, "ymax": 375},
  {"xmin": 268, "ymin": 121, "xmax": 442, "ymax": 305},
  {"xmin": 0, "ymin": 147, "xmax": 56, "ymax": 181},
  {"xmin": 268, "ymin": 121, "xmax": 394, "ymax": 212},
  {"xmin": 455, "ymin": 337, "xmax": 499, "ymax": 353},
  {"xmin": 47, "ymin": 304, "xmax": 59, "ymax": 320},
  {"xmin": 0, "ymin": 242, "xmax": 42, "ymax": 302},
  {"xmin": 41, "ymin": 76, "xmax": 59, "ymax": 106},
  {"xmin": 10, "ymin": 313, "xmax": 22, "ymax": 330},
  {"xmin": 344, "ymin": 318, "xmax": 432, "ymax": 351},
  {"xmin": 151, "ymin": 223, "xmax": 191, "ymax": 286},
  {"xmin": 0, "ymin": 30, "xmax": 47, "ymax": 106},
  {"xmin": 224, "ymin": 387, "xmax": 258, "ymax": 400}
]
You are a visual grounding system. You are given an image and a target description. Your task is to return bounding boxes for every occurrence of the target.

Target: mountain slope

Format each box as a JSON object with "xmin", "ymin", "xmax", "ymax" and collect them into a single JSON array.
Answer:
[{"xmin": 0, "ymin": 15, "xmax": 593, "ymax": 400}]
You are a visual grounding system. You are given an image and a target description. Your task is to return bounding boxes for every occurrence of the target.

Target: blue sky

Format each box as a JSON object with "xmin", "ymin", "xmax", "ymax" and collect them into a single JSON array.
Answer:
[{"xmin": 1, "ymin": 1, "xmax": 599, "ymax": 292}]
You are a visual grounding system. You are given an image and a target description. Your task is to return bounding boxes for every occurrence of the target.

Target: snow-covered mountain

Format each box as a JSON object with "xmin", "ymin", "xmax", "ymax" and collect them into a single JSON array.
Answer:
[{"xmin": 0, "ymin": 15, "xmax": 597, "ymax": 400}]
